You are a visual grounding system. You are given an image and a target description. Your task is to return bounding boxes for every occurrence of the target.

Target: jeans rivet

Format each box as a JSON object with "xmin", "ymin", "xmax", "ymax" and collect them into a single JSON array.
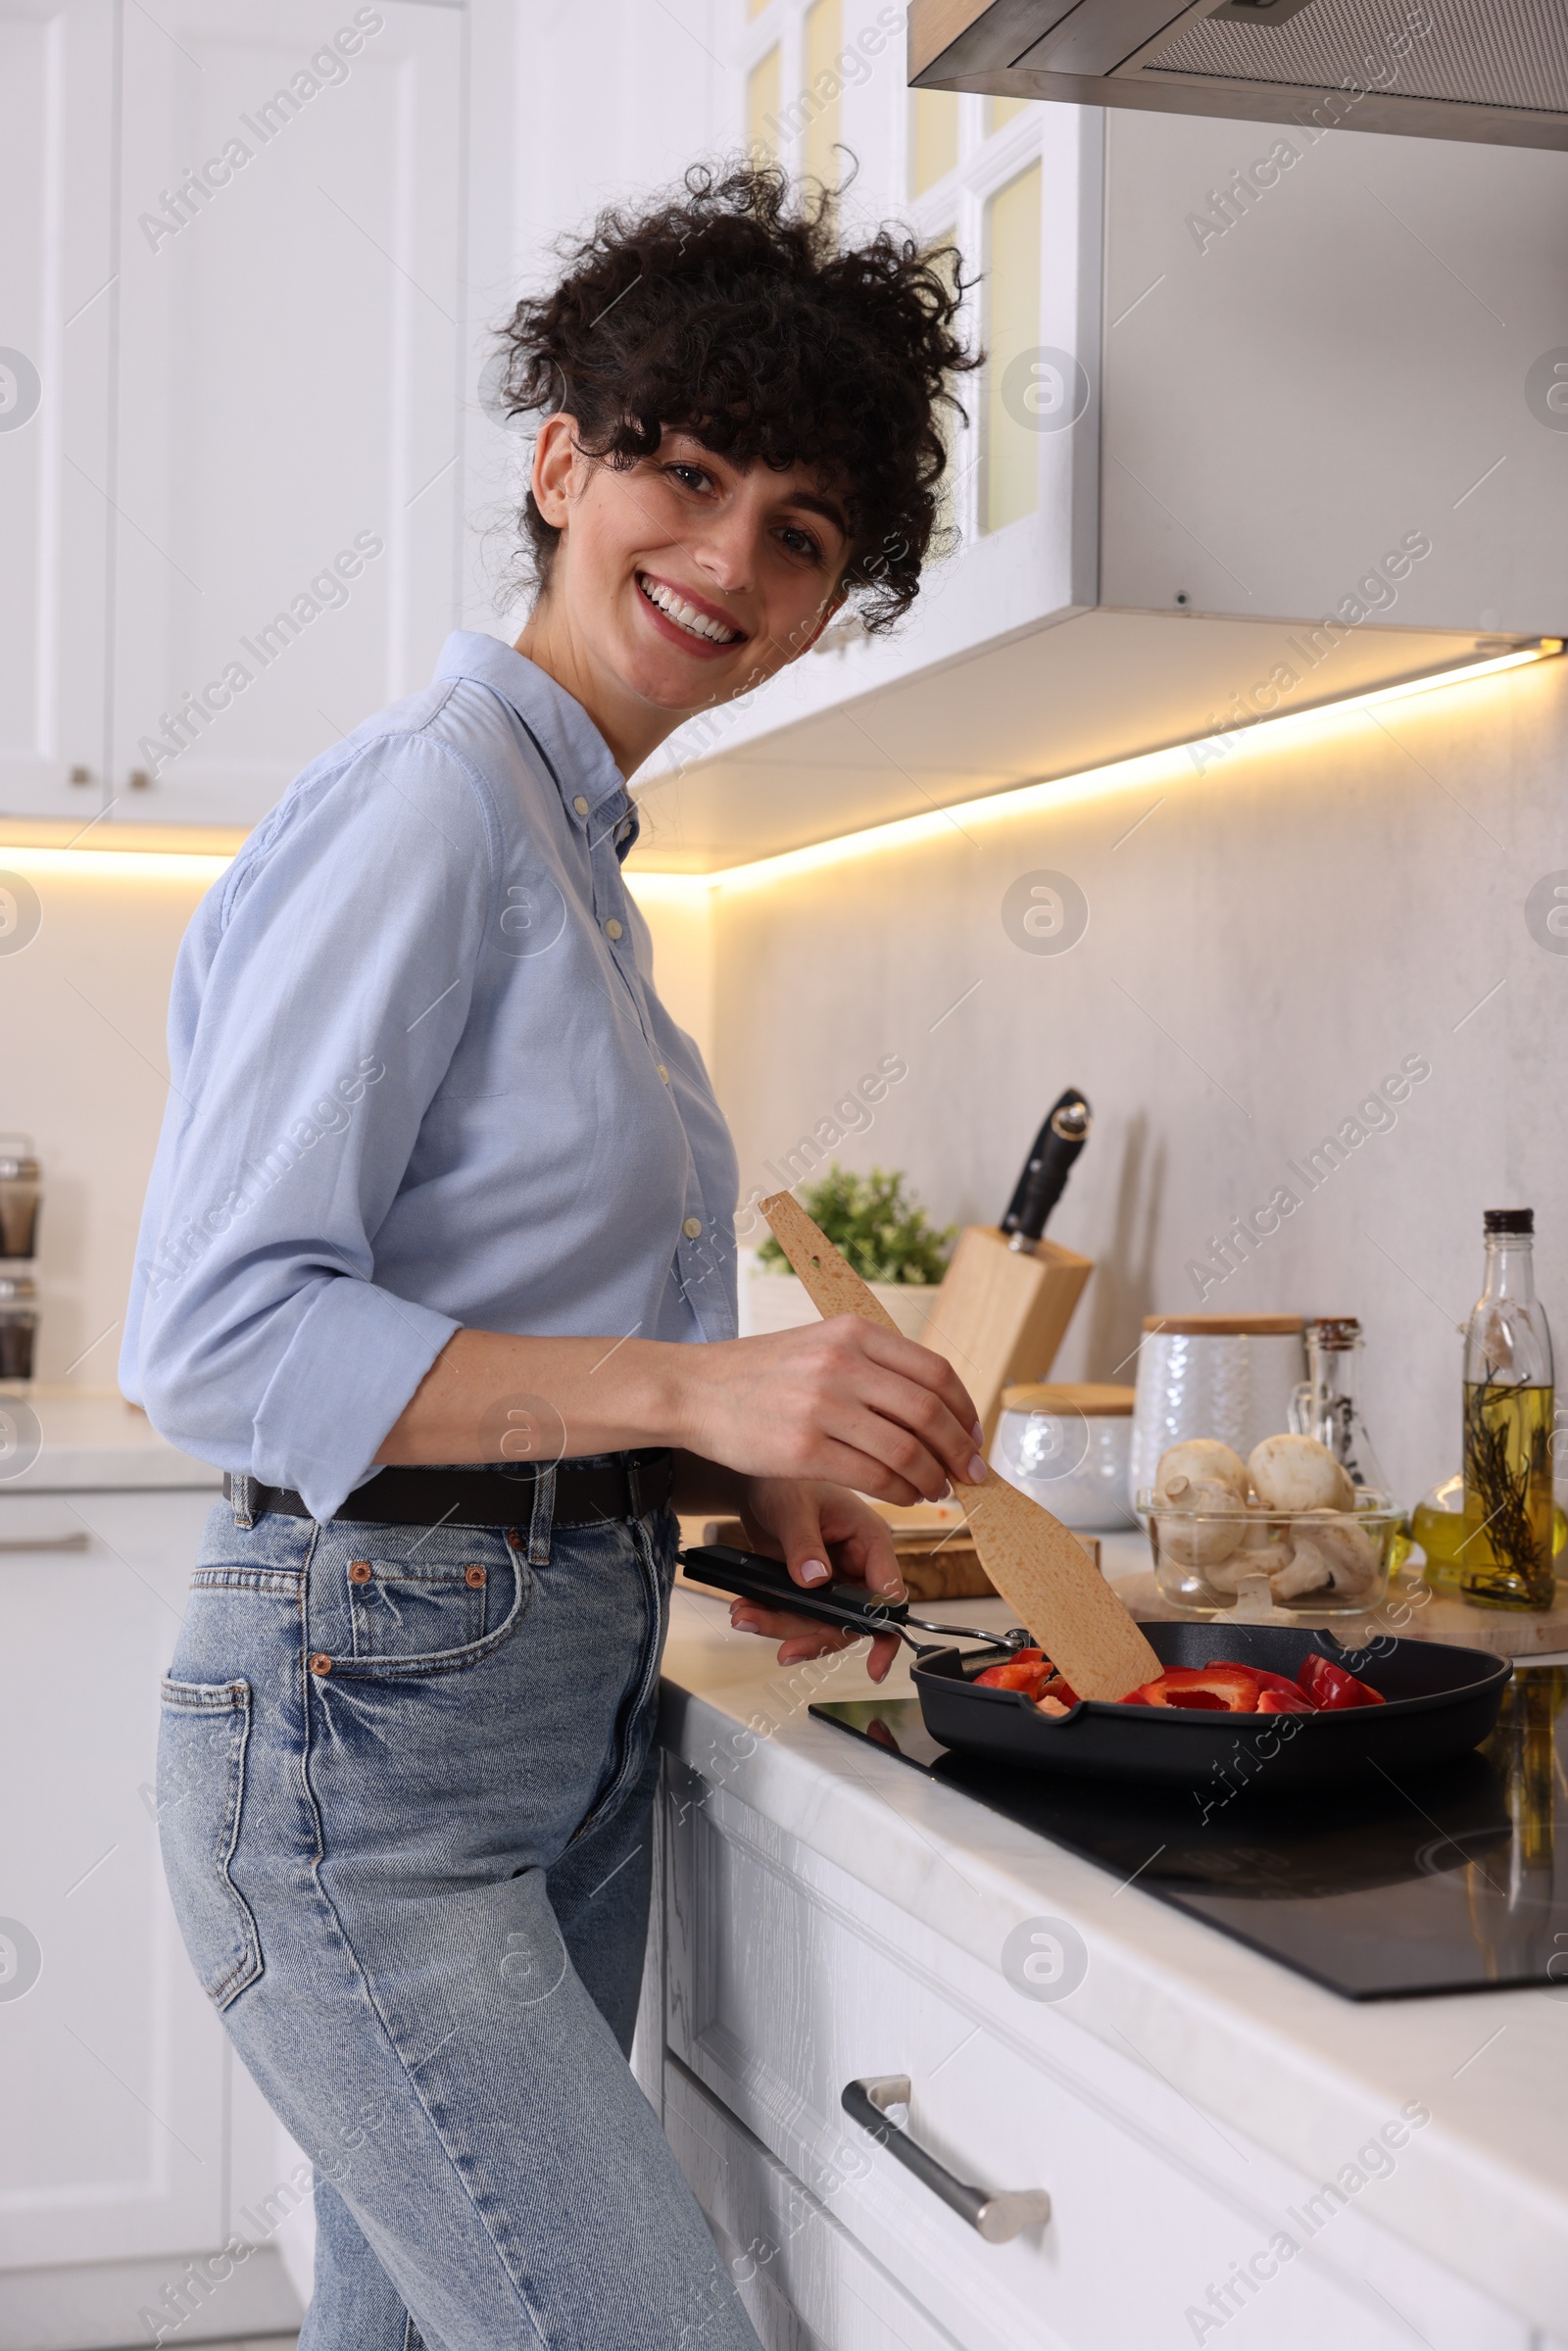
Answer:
[
  {"xmin": 349, "ymin": 1561, "xmax": 372, "ymax": 1584},
  {"xmin": 466, "ymin": 1565, "xmax": 486, "ymax": 1589},
  {"xmin": 309, "ymin": 1653, "xmax": 333, "ymax": 1675}
]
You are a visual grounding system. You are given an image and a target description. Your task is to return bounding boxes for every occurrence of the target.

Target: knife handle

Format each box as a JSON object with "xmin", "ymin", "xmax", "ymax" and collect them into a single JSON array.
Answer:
[
  {"xmin": 1006, "ymin": 1090, "xmax": 1090, "ymax": 1246},
  {"xmin": 681, "ymin": 1544, "xmax": 908, "ymax": 1638}
]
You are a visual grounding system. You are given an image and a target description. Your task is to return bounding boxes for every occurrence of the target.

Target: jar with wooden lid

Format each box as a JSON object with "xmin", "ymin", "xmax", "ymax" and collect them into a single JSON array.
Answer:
[
  {"xmin": 1128, "ymin": 1313, "xmax": 1306, "ymax": 1518},
  {"xmin": 992, "ymin": 1381, "xmax": 1136, "ymax": 1530}
]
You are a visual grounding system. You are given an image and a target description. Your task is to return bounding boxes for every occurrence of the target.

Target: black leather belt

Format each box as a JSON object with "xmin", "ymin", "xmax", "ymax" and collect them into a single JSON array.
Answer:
[{"xmin": 221, "ymin": 1450, "xmax": 675, "ymax": 1529}]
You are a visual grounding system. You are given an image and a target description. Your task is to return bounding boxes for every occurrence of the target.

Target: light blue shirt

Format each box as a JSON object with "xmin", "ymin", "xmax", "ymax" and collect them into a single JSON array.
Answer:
[{"xmin": 122, "ymin": 632, "xmax": 739, "ymax": 1519}]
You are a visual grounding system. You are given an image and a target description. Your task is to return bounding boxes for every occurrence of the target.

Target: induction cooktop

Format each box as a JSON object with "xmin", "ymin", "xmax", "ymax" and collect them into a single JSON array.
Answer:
[{"xmin": 811, "ymin": 1663, "xmax": 1568, "ymax": 2000}]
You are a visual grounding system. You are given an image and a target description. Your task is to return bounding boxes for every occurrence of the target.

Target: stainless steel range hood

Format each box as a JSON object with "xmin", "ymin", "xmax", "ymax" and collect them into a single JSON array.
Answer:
[{"xmin": 909, "ymin": 0, "xmax": 1568, "ymax": 149}]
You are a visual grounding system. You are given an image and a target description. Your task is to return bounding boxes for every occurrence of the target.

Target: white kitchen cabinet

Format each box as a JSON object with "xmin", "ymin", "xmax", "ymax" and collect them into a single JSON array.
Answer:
[
  {"xmin": 655, "ymin": 1752, "xmax": 1536, "ymax": 2351},
  {"xmin": 623, "ymin": 5, "xmax": 1568, "ymax": 871},
  {"xmin": 1098, "ymin": 108, "xmax": 1568, "ymax": 639},
  {"xmin": 0, "ymin": 0, "xmax": 516, "ymax": 842},
  {"xmin": 664, "ymin": 2056, "xmax": 961, "ymax": 2351},
  {"xmin": 0, "ymin": 1480, "xmax": 302, "ymax": 2350},
  {"xmin": 109, "ymin": 0, "xmax": 467, "ymax": 830},
  {"xmin": 0, "ymin": 0, "xmax": 118, "ymax": 815}
]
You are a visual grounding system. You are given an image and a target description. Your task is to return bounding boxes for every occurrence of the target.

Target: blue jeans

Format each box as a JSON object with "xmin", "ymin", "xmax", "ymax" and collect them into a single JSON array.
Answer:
[{"xmin": 157, "ymin": 1468, "xmax": 760, "ymax": 2351}]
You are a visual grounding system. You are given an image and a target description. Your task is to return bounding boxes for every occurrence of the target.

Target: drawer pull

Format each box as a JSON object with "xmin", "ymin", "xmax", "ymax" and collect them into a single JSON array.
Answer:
[{"xmin": 841, "ymin": 2075, "xmax": 1051, "ymax": 2244}]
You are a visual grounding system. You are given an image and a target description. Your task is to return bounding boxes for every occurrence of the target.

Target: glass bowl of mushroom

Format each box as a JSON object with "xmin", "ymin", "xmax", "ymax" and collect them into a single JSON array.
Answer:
[{"xmin": 1137, "ymin": 1435, "xmax": 1401, "ymax": 1615}]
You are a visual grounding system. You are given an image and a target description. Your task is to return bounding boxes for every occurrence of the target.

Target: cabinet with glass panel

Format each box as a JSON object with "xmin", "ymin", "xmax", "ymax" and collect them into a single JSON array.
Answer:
[
  {"xmin": 631, "ymin": 0, "xmax": 1565, "ymax": 874},
  {"xmin": 714, "ymin": 1, "xmax": 1100, "ymax": 716}
]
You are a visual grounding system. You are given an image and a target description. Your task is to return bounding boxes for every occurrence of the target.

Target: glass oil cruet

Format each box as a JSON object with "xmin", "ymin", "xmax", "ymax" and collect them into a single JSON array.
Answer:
[
  {"xmin": 1460, "ymin": 1209, "xmax": 1556, "ymax": 1611},
  {"xmin": 1289, "ymin": 1317, "xmax": 1388, "ymax": 1493}
]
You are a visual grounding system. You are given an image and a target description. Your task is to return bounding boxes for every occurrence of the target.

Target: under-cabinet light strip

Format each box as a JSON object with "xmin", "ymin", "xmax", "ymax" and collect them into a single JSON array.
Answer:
[
  {"xmin": 0, "ymin": 642, "xmax": 1557, "ymax": 886},
  {"xmin": 0, "ymin": 846, "xmax": 235, "ymax": 881},
  {"xmin": 629, "ymin": 639, "xmax": 1562, "ymax": 900}
]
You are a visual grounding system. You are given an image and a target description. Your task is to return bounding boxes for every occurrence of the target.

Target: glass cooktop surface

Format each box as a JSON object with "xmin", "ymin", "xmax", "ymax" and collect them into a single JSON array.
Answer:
[{"xmin": 812, "ymin": 1663, "xmax": 1568, "ymax": 2000}]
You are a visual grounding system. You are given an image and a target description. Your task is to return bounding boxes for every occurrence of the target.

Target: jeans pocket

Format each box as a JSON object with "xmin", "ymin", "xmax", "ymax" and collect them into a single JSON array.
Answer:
[
  {"xmin": 318, "ymin": 1533, "xmax": 532, "ymax": 1681},
  {"xmin": 347, "ymin": 1557, "xmax": 489, "ymax": 1660},
  {"xmin": 158, "ymin": 1678, "xmax": 263, "ymax": 2010}
]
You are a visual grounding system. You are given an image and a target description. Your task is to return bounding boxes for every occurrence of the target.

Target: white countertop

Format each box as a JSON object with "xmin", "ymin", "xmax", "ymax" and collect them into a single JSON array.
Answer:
[
  {"xmin": 0, "ymin": 1391, "xmax": 221, "ymax": 1491},
  {"xmin": 657, "ymin": 1576, "xmax": 1568, "ymax": 2335}
]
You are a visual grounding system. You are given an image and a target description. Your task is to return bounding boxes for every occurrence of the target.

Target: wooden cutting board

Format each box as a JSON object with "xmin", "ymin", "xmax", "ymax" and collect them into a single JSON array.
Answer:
[{"xmin": 760, "ymin": 1192, "xmax": 1160, "ymax": 1701}]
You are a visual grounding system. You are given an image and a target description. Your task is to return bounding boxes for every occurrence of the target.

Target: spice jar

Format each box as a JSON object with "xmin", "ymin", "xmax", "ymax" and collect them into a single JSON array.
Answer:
[
  {"xmin": 1289, "ymin": 1316, "xmax": 1389, "ymax": 1494},
  {"xmin": 0, "ymin": 1272, "xmax": 38, "ymax": 1385},
  {"xmin": 0, "ymin": 1139, "xmax": 40, "ymax": 1260}
]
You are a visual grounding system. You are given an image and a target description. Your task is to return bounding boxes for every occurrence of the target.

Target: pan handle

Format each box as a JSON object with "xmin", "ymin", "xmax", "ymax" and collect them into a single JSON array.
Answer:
[
  {"xmin": 680, "ymin": 1544, "xmax": 912, "ymax": 1643},
  {"xmin": 841, "ymin": 2076, "xmax": 1051, "ymax": 2244}
]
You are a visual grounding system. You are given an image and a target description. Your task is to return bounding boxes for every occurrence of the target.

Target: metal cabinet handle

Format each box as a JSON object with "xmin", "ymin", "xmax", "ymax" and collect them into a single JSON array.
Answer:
[{"xmin": 841, "ymin": 2075, "xmax": 1050, "ymax": 2244}]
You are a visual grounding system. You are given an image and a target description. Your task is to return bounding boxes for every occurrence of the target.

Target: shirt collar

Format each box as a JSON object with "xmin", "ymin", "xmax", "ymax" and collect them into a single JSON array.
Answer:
[{"xmin": 433, "ymin": 632, "xmax": 636, "ymax": 852}]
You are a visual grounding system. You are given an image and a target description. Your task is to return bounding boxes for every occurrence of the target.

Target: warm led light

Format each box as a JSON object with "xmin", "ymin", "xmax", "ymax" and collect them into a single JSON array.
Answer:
[
  {"xmin": 628, "ymin": 639, "xmax": 1562, "ymax": 897},
  {"xmin": 0, "ymin": 845, "xmax": 233, "ymax": 882},
  {"xmin": 4, "ymin": 644, "xmax": 1557, "ymax": 900}
]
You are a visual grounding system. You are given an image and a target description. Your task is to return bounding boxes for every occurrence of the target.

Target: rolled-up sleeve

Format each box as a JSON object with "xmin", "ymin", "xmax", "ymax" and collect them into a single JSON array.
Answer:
[{"xmin": 122, "ymin": 731, "xmax": 500, "ymax": 1517}]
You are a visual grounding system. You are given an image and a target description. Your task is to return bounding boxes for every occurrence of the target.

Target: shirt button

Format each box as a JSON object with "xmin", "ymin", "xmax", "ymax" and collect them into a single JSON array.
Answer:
[
  {"xmin": 658, "ymin": 1064, "xmax": 669, "ymax": 1084},
  {"xmin": 573, "ymin": 795, "xmax": 589, "ymax": 815},
  {"xmin": 683, "ymin": 1216, "xmax": 704, "ymax": 1240},
  {"xmin": 309, "ymin": 1653, "xmax": 332, "ymax": 1676},
  {"xmin": 349, "ymin": 1560, "xmax": 371, "ymax": 1584},
  {"xmin": 604, "ymin": 917, "xmax": 623, "ymax": 941}
]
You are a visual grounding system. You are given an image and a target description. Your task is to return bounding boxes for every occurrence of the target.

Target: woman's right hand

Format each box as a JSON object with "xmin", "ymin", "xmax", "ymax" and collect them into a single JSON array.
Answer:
[{"xmin": 675, "ymin": 1317, "xmax": 985, "ymax": 1505}]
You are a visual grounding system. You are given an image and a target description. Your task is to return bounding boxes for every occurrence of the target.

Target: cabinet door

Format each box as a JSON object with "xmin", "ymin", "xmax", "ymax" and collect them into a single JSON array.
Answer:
[
  {"xmin": 664, "ymin": 1768, "xmax": 1532, "ymax": 2351},
  {"xmin": 1101, "ymin": 109, "xmax": 1568, "ymax": 635},
  {"xmin": 0, "ymin": 0, "xmax": 116, "ymax": 818},
  {"xmin": 664, "ymin": 2056, "xmax": 962, "ymax": 2351},
  {"xmin": 0, "ymin": 1489, "xmax": 229, "ymax": 2271},
  {"xmin": 109, "ymin": 0, "xmax": 466, "ymax": 830}
]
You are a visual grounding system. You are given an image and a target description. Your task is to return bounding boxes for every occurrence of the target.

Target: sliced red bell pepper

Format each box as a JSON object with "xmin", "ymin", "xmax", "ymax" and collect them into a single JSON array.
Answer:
[
  {"xmin": 1121, "ymin": 1664, "xmax": 1262, "ymax": 1713},
  {"xmin": 1298, "ymin": 1653, "xmax": 1385, "ymax": 1710},
  {"xmin": 1250, "ymin": 1667, "xmax": 1310, "ymax": 1698},
  {"xmin": 975, "ymin": 1660, "xmax": 1048, "ymax": 1692},
  {"xmin": 1255, "ymin": 1688, "xmax": 1314, "ymax": 1714},
  {"xmin": 976, "ymin": 1649, "xmax": 1053, "ymax": 1696}
]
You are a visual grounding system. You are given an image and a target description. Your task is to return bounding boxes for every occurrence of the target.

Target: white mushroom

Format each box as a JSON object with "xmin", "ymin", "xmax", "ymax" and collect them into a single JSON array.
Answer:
[
  {"xmin": 1154, "ymin": 1440, "xmax": 1250, "ymax": 1505},
  {"xmin": 1151, "ymin": 1443, "xmax": 1250, "ymax": 1569},
  {"xmin": 1153, "ymin": 1494, "xmax": 1247, "ymax": 1569},
  {"xmin": 1269, "ymin": 1510, "xmax": 1382, "ymax": 1600},
  {"xmin": 1248, "ymin": 1433, "xmax": 1355, "ymax": 1514},
  {"xmin": 1199, "ymin": 1505, "xmax": 1293, "ymax": 1594}
]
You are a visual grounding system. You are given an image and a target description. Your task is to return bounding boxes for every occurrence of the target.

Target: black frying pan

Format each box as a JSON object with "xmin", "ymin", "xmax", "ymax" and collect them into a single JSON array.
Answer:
[{"xmin": 680, "ymin": 1544, "xmax": 1511, "ymax": 1790}]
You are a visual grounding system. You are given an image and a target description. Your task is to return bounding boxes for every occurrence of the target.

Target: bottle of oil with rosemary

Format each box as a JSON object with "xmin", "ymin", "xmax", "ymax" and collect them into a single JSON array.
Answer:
[{"xmin": 1460, "ymin": 1208, "xmax": 1556, "ymax": 1610}]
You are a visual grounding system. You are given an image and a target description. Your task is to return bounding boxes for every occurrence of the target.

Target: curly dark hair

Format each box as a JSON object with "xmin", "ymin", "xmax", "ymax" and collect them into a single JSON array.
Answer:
[{"xmin": 493, "ymin": 162, "xmax": 978, "ymax": 633}]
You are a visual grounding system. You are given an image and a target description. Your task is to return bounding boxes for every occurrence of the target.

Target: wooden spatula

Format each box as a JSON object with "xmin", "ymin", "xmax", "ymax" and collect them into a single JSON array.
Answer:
[{"xmin": 760, "ymin": 1191, "xmax": 1160, "ymax": 1702}]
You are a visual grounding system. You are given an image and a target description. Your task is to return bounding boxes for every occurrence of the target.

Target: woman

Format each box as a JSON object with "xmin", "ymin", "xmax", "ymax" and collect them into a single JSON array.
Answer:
[{"xmin": 128, "ymin": 165, "xmax": 980, "ymax": 2351}]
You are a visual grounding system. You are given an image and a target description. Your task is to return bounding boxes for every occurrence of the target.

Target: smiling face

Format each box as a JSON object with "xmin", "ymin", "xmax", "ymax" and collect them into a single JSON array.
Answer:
[{"xmin": 514, "ymin": 417, "xmax": 852, "ymax": 776}]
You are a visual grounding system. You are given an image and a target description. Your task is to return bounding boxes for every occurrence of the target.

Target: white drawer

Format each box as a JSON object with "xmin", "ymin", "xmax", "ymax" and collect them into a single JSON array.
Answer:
[
  {"xmin": 0, "ymin": 1493, "xmax": 91, "ymax": 1549},
  {"xmin": 664, "ymin": 2055, "xmax": 960, "ymax": 2351},
  {"xmin": 663, "ymin": 1765, "xmax": 1531, "ymax": 2351}
]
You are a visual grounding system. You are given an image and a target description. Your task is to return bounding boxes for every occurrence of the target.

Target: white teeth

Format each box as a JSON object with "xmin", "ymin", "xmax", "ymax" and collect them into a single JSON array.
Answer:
[{"xmin": 638, "ymin": 573, "xmax": 739, "ymax": 645}]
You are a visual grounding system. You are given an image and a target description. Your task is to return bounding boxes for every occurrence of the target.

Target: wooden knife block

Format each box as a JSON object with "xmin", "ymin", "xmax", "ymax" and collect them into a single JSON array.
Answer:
[{"xmin": 923, "ymin": 1225, "xmax": 1093, "ymax": 1445}]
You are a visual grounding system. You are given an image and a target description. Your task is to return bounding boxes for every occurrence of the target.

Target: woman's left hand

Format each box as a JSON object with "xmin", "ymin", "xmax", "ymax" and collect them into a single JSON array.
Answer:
[{"xmin": 729, "ymin": 1478, "xmax": 904, "ymax": 1685}]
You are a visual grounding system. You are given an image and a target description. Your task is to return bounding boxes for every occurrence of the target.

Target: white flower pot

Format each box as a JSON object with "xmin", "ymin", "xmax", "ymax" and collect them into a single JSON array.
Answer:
[{"xmin": 744, "ymin": 1265, "xmax": 940, "ymax": 1344}]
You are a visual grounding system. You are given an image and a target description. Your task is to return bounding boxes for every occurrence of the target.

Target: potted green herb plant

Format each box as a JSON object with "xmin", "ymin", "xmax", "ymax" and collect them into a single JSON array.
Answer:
[{"xmin": 747, "ymin": 1166, "xmax": 956, "ymax": 1340}]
